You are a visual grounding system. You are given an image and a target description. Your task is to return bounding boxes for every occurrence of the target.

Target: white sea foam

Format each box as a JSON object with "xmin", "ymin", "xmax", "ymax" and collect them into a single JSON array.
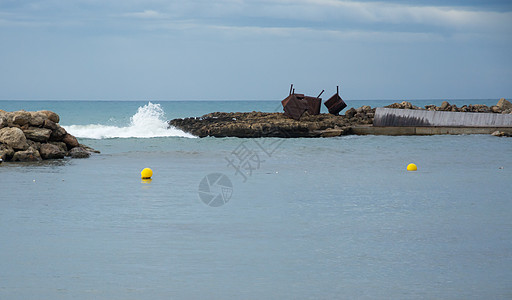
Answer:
[{"xmin": 63, "ymin": 102, "xmax": 196, "ymax": 139}]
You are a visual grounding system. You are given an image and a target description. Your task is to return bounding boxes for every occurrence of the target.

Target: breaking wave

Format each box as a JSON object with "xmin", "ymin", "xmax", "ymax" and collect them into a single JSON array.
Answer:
[{"xmin": 63, "ymin": 102, "xmax": 195, "ymax": 139}]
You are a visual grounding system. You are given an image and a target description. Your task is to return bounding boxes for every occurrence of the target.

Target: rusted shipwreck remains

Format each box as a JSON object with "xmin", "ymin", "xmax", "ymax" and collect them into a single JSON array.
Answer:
[{"xmin": 281, "ymin": 84, "xmax": 347, "ymax": 120}]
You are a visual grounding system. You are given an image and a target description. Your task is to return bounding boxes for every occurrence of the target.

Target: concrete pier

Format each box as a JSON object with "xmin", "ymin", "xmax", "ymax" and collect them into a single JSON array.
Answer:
[
  {"xmin": 351, "ymin": 125, "xmax": 512, "ymax": 136},
  {"xmin": 374, "ymin": 108, "xmax": 512, "ymax": 127}
]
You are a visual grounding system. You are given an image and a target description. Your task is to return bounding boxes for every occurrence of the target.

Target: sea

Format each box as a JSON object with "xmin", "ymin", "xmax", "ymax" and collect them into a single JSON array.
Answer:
[{"xmin": 0, "ymin": 99, "xmax": 511, "ymax": 299}]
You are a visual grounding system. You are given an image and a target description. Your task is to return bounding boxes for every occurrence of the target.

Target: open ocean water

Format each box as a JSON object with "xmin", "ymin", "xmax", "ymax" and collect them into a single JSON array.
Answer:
[{"xmin": 0, "ymin": 99, "xmax": 511, "ymax": 299}]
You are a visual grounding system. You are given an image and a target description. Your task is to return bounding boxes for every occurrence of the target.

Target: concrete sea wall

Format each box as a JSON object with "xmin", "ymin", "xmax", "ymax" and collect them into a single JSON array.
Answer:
[{"xmin": 374, "ymin": 108, "xmax": 512, "ymax": 127}]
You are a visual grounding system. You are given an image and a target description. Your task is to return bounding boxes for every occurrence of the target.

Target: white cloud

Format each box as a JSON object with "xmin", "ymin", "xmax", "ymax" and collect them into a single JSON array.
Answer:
[
  {"xmin": 241, "ymin": 0, "xmax": 512, "ymax": 31},
  {"xmin": 122, "ymin": 10, "xmax": 165, "ymax": 19},
  {"xmin": 110, "ymin": 0, "xmax": 509, "ymax": 44},
  {"xmin": 1, "ymin": 0, "xmax": 511, "ymax": 39},
  {"xmin": 121, "ymin": 0, "xmax": 512, "ymax": 42}
]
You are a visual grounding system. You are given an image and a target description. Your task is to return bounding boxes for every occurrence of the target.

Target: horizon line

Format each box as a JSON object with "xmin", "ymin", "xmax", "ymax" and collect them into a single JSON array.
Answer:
[{"xmin": 0, "ymin": 98, "xmax": 507, "ymax": 102}]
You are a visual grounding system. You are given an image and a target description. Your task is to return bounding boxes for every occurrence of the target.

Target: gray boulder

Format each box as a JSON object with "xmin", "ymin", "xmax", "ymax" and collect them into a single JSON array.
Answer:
[
  {"xmin": 12, "ymin": 147, "xmax": 42, "ymax": 162},
  {"xmin": 0, "ymin": 127, "xmax": 29, "ymax": 150},
  {"xmin": 62, "ymin": 133, "xmax": 79, "ymax": 149},
  {"xmin": 0, "ymin": 111, "xmax": 8, "ymax": 129},
  {"xmin": 49, "ymin": 124, "xmax": 67, "ymax": 141},
  {"xmin": 29, "ymin": 111, "xmax": 47, "ymax": 127},
  {"xmin": 79, "ymin": 144, "xmax": 100, "ymax": 153},
  {"xmin": 344, "ymin": 108, "xmax": 356, "ymax": 118},
  {"xmin": 49, "ymin": 141, "xmax": 68, "ymax": 153},
  {"xmin": 40, "ymin": 110, "xmax": 60, "ymax": 123},
  {"xmin": 40, "ymin": 143, "xmax": 66, "ymax": 159},
  {"xmin": 11, "ymin": 111, "xmax": 32, "ymax": 126},
  {"xmin": 26, "ymin": 140, "xmax": 41, "ymax": 151},
  {"xmin": 69, "ymin": 147, "xmax": 91, "ymax": 158},
  {"xmin": 23, "ymin": 127, "xmax": 52, "ymax": 142},
  {"xmin": 43, "ymin": 119, "xmax": 57, "ymax": 130}
]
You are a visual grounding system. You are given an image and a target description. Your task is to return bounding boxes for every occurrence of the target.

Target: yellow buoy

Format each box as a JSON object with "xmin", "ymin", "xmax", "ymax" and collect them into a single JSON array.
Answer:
[
  {"xmin": 407, "ymin": 163, "xmax": 418, "ymax": 171},
  {"xmin": 141, "ymin": 168, "xmax": 153, "ymax": 179}
]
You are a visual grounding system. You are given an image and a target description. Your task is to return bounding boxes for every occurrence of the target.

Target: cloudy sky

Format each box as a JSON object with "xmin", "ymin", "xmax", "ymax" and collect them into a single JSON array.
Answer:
[{"xmin": 0, "ymin": 0, "xmax": 511, "ymax": 100}]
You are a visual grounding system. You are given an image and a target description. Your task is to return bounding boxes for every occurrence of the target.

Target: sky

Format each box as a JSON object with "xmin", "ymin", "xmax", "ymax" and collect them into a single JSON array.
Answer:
[{"xmin": 0, "ymin": 0, "xmax": 511, "ymax": 100}]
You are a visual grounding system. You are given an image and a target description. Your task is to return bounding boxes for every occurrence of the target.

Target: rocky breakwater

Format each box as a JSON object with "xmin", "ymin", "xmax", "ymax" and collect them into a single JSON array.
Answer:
[
  {"xmin": 169, "ymin": 106, "xmax": 376, "ymax": 138},
  {"xmin": 366, "ymin": 98, "xmax": 512, "ymax": 137},
  {"xmin": 0, "ymin": 110, "xmax": 98, "ymax": 162},
  {"xmin": 385, "ymin": 98, "xmax": 512, "ymax": 114},
  {"xmin": 169, "ymin": 99, "xmax": 512, "ymax": 138}
]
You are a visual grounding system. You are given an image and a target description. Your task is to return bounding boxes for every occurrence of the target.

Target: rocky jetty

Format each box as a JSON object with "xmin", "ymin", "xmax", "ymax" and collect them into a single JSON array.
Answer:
[
  {"xmin": 169, "ymin": 107, "xmax": 376, "ymax": 138},
  {"xmin": 0, "ymin": 109, "xmax": 98, "ymax": 162},
  {"xmin": 169, "ymin": 99, "xmax": 511, "ymax": 138},
  {"xmin": 385, "ymin": 98, "xmax": 512, "ymax": 114}
]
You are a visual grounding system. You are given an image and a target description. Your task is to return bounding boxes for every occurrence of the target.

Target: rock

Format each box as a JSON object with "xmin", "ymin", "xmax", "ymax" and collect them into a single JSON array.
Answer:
[
  {"xmin": 474, "ymin": 104, "xmax": 490, "ymax": 113},
  {"xmin": 467, "ymin": 104, "xmax": 490, "ymax": 113},
  {"xmin": 23, "ymin": 127, "xmax": 52, "ymax": 142},
  {"xmin": 0, "ymin": 127, "xmax": 29, "ymax": 150},
  {"xmin": 401, "ymin": 101, "xmax": 413, "ymax": 109},
  {"xmin": 491, "ymin": 130, "xmax": 511, "ymax": 137},
  {"xmin": 0, "ymin": 111, "xmax": 8, "ymax": 129},
  {"xmin": 360, "ymin": 105, "xmax": 370, "ymax": 112},
  {"xmin": 169, "ymin": 111, "xmax": 361, "ymax": 138},
  {"xmin": 345, "ymin": 108, "xmax": 356, "ymax": 118},
  {"xmin": 69, "ymin": 147, "xmax": 90, "ymax": 158},
  {"xmin": 43, "ymin": 119, "xmax": 57, "ymax": 130},
  {"xmin": 385, "ymin": 103, "xmax": 401, "ymax": 109},
  {"xmin": 49, "ymin": 124, "xmax": 67, "ymax": 141},
  {"xmin": 50, "ymin": 142, "xmax": 68, "ymax": 153},
  {"xmin": 0, "ymin": 144, "xmax": 15, "ymax": 161},
  {"xmin": 62, "ymin": 133, "xmax": 79, "ymax": 149},
  {"xmin": 440, "ymin": 101, "xmax": 450, "ymax": 110},
  {"xmin": 39, "ymin": 143, "xmax": 66, "ymax": 159},
  {"xmin": 320, "ymin": 128, "xmax": 346, "ymax": 137},
  {"xmin": 11, "ymin": 111, "xmax": 32, "ymax": 126},
  {"xmin": 0, "ymin": 109, "xmax": 95, "ymax": 162},
  {"xmin": 385, "ymin": 101, "xmax": 413, "ymax": 109},
  {"xmin": 497, "ymin": 98, "xmax": 512, "ymax": 110},
  {"xmin": 12, "ymin": 147, "xmax": 42, "ymax": 162},
  {"xmin": 79, "ymin": 144, "xmax": 100, "ymax": 154},
  {"xmin": 491, "ymin": 106, "xmax": 501, "ymax": 113},
  {"xmin": 40, "ymin": 110, "xmax": 60, "ymax": 123},
  {"xmin": 29, "ymin": 111, "xmax": 47, "ymax": 127},
  {"xmin": 26, "ymin": 140, "xmax": 41, "ymax": 151},
  {"xmin": 0, "ymin": 117, "xmax": 7, "ymax": 129}
]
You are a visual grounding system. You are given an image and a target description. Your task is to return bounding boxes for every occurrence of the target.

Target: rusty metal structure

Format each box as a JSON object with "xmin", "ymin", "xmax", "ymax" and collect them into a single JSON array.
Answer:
[
  {"xmin": 324, "ymin": 86, "xmax": 347, "ymax": 115},
  {"xmin": 281, "ymin": 84, "xmax": 324, "ymax": 120}
]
